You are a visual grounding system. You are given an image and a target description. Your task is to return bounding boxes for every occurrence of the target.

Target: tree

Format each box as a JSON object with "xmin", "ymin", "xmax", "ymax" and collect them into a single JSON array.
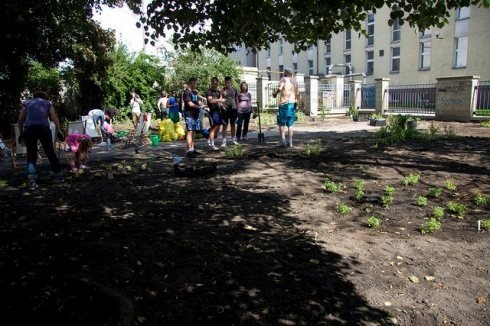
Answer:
[
  {"xmin": 141, "ymin": 0, "xmax": 489, "ymax": 52},
  {"xmin": 167, "ymin": 48, "xmax": 241, "ymax": 94}
]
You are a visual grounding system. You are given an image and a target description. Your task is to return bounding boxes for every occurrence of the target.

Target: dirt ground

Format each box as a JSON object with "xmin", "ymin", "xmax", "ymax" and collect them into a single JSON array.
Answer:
[{"xmin": 0, "ymin": 116, "xmax": 488, "ymax": 326}]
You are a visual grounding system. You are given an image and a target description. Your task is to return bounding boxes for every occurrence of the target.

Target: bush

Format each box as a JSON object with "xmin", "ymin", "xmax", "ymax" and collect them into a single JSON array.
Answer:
[
  {"xmin": 367, "ymin": 216, "xmax": 381, "ymax": 228},
  {"xmin": 416, "ymin": 196, "xmax": 428, "ymax": 207},
  {"xmin": 336, "ymin": 203, "xmax": 353, "ymax": 214},
  {"xmin": 420, "ymin": 218, "xmax": 442, "ymax": 234}
]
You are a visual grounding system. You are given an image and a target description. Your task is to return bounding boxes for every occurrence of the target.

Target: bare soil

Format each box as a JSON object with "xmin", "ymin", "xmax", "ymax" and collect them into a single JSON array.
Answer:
[{"xmin": 0, "ymin": 117, "xmax": 488, "ymax": 326}]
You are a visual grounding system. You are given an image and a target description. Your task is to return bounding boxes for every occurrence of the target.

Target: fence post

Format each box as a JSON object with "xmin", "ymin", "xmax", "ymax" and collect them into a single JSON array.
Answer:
[
  {"xmin": 256, "ymin": 76, "xmax": 268, "ymax": 110},
  {"xmin": 328, "ymin": 75, "xmax": 345, "ymax": 109},
  {"xmin": 435, "ymin": 76, "xmax": 480, "ymax": 121},
  {"xmin": 375, "ymin": 77, "xmax": 390, "ymax": 114},
  {"xmin": 350, "ymin": 80, "xmax": 362, "ymax": 110},
  {"xmin": 305, "ymin": 76, "xmax": 319, "ymax": 117}
]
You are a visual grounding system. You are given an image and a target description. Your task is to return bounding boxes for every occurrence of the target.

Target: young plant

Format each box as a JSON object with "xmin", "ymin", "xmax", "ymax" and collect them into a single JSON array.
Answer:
[
  {"xmin": 480, "ymin": 121, "xmax": 490, "ymax": 128},
  {"xmin": 367, "ymin": 216, "xmax": 381, "ymax": 228},
  {"xmin": 447, "ymin": 201, "xmax": 466, "ymax": 218},
  {"xmin": 324, "ymin": 179, "xmax": 342, "ymax": 193},
  {"xmin": 0, "ymin": 179, "xmax": 7, "ymax": 188},
  {"xmin": 481, "ymin": 219, "xmax": 490, "ymax": 230},
  {"xmin": 428, "ymin": 187, "xmax": 442, "ymax": 198},
  {"xmin": 224, "ymin": 143, "xmax": 244, "ymax": 159},
  {"xmin": 432, "ymin": 206, "xmax": 445, "ymax": 220},
  {"xmin": 385, "ymin": 186, "xmax": 396, "ymax": 197},
  {"xmin": 416, "ymin": 196, "xmax": 428, "ymax": 207},
  {"xmin": 336, "ymin": 203, "xmax": 353, "ymax": 214},
  {"xmin": 474, "ymin": 193, "xmax": 488, "ymax": 206},
  {"xmin": 381, "ymin": 186, "xmax": 396, "ymax": 208},
  {"xmin": 354, "ymin": 189, "xmax": 365, "ymax": 202},
  {"xmin": 354, "ymin": 179, "xmax": 365, "ymax": 201},
  {"xmin": 445, "ymin": 180, "xmax": 457, "ymax": 191},
  {"xmin": 429, "ymin": 122, "xmax": 439, "ymax": 139},
  {"xmin": 420, "ymin": 218, "xmax": 442, "ymax": 234},
  {"xmin": 402, "ymin": 173, "xmax": 420, "ymax": 186},
  {"xmin": 303, "ymin": 139, "xmax": 322, "ymax": 156},
  {"xmin": 354, "ymin": 179, "xmax": 365, "ymax": 190},
  {"xmin": 443, "ymin": 124, "xmax": 457, "ymax": 139}
]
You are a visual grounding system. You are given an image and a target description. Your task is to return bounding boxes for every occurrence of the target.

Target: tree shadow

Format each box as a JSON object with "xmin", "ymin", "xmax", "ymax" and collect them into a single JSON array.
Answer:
[{"xmin": 0, "ymin": 168, "xmax": 389, "ymax": 325}]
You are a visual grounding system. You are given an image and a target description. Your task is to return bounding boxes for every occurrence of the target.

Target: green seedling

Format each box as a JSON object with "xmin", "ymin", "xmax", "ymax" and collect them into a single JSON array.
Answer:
[
  {"xmin": 385, "ymin": 186, "xmax": 396, "ymax": 196},
  {"xmin": 303, "ymin": 139, "xmax": 322, "ymax": 156},
  {"xmin": 336, "ymin": 203, "xmax": 353, "ymax": 214},
  {"xmin": 367, "ymin": 216, "xmax": 381, "ymax": 228},
  {"xmin": 481, "ymin": 219, "xmax": 490, "ymax": 230},
  {"xmin": 445, "ymin": 180, "xmax": 457, "ymax": 191},
  {"xmin": 381, "ymin": 186, "xmax": 396, "ymax": 208},
  {"xmin": 428, "ymin": 187, "xmax": 442, "ymax": 198},
  {"xmin": 420, "ymin": 218, "xmax": 442, "ymax": 234},
  {"xmin": 432, "ymin": 206, "xmax": 445, "ymax": 220},
  {"xmin": 416, "ymin": 196, "xmax": 428, "ymax": 207},
  {"xmin": 324, "ymin": 179, "xmax": 342, "ymax": 193},
  {"xmin": 447, "ymin": 201, "xmax": 466, "ymax": 218},
  {"xmin": 0, "ymin": 179, "xmax": 7, "ymax": 188},
  {"xmin": 480, "ymin": 121, "xmax": 490, "ymax": 128},
  {"xmin": 354, "ymin": 179, "xmax": 365, "ymax": 190},
  {"xmin": 402, "ymin": 173, "xmax": 420, "ymax": 186},
  {"xmin": 474, "ymin": 193, "xmax": 488, "ymax": 206},
  {"xmin": 354, "ymin": 189, "xmax": 365, "ymax": 201},
  {"xmin": 224, "ymin": 143, "xmax": 244, "ymax": 158}
]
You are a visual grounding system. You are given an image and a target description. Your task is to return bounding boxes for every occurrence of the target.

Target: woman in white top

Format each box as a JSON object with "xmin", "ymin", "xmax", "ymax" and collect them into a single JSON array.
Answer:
[
  {"xmin": 157, "ymin": 91, "xmax": 169, "ymax": 120},
  {"xmin": 130, "ymin": 92, "xmax": 143, "ymax": 127}
]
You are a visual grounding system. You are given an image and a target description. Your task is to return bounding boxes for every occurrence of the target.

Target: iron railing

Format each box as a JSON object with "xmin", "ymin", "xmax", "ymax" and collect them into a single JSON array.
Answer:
[
  {"xmin": 474, "ymin": 81, "xmax": 490, "ymax": 116},
  {"xmin": 361, "ymin": 84, "xmax": 376, "ymax": 110},
  {"xmin": 264, "ymin": 81, "xmax": 306, "ymax": 111},
  {"xmin": 343, "ymin": 84, "xmax": 351, "ymax": 108},
  {"xmin": 387, "ymin": 83, "xmax": 436, "ymax": 114},
  {"xmin": 318, "ymin": 83, "xmax": 334, "ymax": 109}
]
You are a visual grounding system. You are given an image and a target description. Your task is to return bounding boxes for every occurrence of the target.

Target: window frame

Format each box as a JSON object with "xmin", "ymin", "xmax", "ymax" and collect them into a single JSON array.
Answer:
[
  {"xmin": 366, "ymin": 50, "xmax": 374, "ymax": 75},
  {"xmin": 391, "ymin": 19, "xmax": 401, "ymax": 43},
  {"xmin": 454, "ymin": 36, "xmax": 468, "ymax": 68},
  {"xmin": 308, "ymin": 59, "xmax": 314, "ymax": 76},
  {"xmin": 391, "ymin": 46, "xmax": 400, "ymax": 73},
  {"xmin": 366, "ymin": 13, "xmax": 375, "ymax": 47},
  {"xmin": 344, "ymin": 30, "xmax": 351, "ymax": 51}
]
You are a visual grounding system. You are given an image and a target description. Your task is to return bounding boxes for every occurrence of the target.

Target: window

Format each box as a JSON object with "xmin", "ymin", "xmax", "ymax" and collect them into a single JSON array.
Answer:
[
  {"xmin": 308, "ymin": 60, "xmax": 314, "ymax": 75},
  {"xmin": 367, "ymin": 14, "xmax": 375, "ymax": 47},
  {"xmin": 419, "ymin": 39, "xmax": 431, "ymax": 70},
  {"xmin": 279, "ymin": 37, "xmax": 284, "ymax": 55},
  {"xmin": 366, "ymin": 51, "xmax": 374, "ymax": 75},
  {"xmin": 267, "ymin": 48, "xmax": 271, "ymax": 57},
  {"xmin": 344, "ymin": 54, "xmax": 351, "ymax": 64},
  {"xmin": 456, "ymin": 7, "xmax": 470, "ymax": 19},
  {"xmin": 279, "ymin": 65, "xmax": 284, "ymax": 76},
  {"xmin": 324, "ymin": 37, "xmax": 332, "ymax": 54},
  {"xmin": 344, "ymin": 30, "xmax": 351, "ymax": 50},
  {"xmin": 454, "ymin": 36, "xmax": 468, "ymax": 67},
  {"xmin": 392, "ymin": 19, "xmax": 401, "ymax": 43},
  {"xmin": 293, "ymin": 62, "xmax": 298, "ymax": 73},
  {"xmin": 325, "ymin": 57, "xmax": 331, "ymax": 74},
  {"xmin": 391, "ymin": 47, "xmax": 400, "ymax": 72}
]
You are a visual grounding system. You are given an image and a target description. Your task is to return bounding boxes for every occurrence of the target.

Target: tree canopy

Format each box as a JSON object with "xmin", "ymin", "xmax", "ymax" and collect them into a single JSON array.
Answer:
[{"xmin": 141, "ymin": 0, "xmax": 489, "ymax": 52}]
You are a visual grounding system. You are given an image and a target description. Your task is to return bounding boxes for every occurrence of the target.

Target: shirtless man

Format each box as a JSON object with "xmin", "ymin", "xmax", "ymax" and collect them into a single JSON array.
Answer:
[{"xmin": 273, "ymin": 68, "xmax": 299, "ymax": 147}]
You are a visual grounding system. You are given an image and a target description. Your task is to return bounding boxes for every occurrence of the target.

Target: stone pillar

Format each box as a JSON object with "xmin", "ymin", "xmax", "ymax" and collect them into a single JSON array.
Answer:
[
  {"xmin": 435, "ymin": 76, "xmax": 480, "ymax": 121},
  {"xmin": 256, "ymin": 76, "xmax": 268, "ymax": 111},
  {"xmin": 328, "ymin": 75, "xmax": 345, "ymax": 109},
  {"xmin": 305, "ymin": 76, "xmax": 319, "ymax": 116},
  {"xmin": 375, "ymin": 78, "xmax": 390, "ymax": 114},
  {"xmin": 350, "ymin": 80, "xmax": 362, "ymax": 110}
]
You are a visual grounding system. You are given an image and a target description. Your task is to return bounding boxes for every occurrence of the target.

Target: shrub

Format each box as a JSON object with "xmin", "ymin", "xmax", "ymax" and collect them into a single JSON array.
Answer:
[
  {"xmin": 420, "ymin": 218, "xmax": 442, "ymax": 234},
  {"xmin": 367, "ymin": 216, "xmax": 381, "ymax": 228},
  {"xmin": 336, "ymin": 203, "xmax": 353, "ymax": 214},
  {"xmin": 433, "ymin": 206, "xmax": 445, "ymax": 220},
  {"xmin": 474, "ymin": 193, "xmax": 488, "ymax": 206},
  {"xmin": 428, "ymin": 187, "xmax": 442, "ymax": 198},
  {"xmin": 324, "ymin": 179, "xmax": 342, "ymax": 193},
  {"xmin": 445, "ymin": 180, "xmax": 457, "ymax": 191},
  {"xmin": 447, "ymin": 201, "xmax": 466, "ymax": 218},
  {"xmin": 416, "ymin": 196, "xmax": 428, "ymax": 207},
  {"xmin": 402, "ymin": 173, "xmax": 420, "ymax": 186}
]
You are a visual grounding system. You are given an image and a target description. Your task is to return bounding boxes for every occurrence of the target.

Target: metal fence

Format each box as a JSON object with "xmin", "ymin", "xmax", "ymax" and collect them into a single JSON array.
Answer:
[
  {"xmin": 318, "ymin": 83, "xmax": 334, "ymax": 109},
  {"xmin": 387, "ymin": 83, "xmax": 436, "ymax": 114},
  {"xmin": 360, "ymin": 83, "xmax": 376, "ymax": 110},
  {"xmin": 474, "ymin": 81, "xmax": 490, "ymax": 116},
  {"xmin": 343, "ymin": 84, "xmax": 351, "ymax": 109},
  {"xmin": 248, "ymin": 82, "xmax": 257, "ymax": 108},
  {"xmin": 264, "ymin": 81, "xmax": 306, "ymax": 111}
]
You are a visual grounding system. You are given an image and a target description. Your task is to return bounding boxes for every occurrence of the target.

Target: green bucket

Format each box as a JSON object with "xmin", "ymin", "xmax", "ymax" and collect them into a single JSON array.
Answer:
[{"xmin": 151, "ymin": 134, "xmax": 160, "ymax": 146}]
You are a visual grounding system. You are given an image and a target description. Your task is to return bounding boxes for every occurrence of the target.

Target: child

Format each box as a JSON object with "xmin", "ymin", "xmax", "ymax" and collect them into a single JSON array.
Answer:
[
  {"xmin": 103, "ymin": 122, "xmax": 116, "ymax": 149},
  {"xmin": 66, "ymin": 133, "xmax": 92, "ymax": 172}
]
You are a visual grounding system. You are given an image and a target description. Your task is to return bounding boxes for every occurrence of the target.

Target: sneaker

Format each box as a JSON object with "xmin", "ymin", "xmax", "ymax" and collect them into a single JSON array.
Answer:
[
  {"xmin": 208, "ymin": 143, "xmax": 219, "ymax": 151},
  {"xmin": 28, "ymin": 179, "xmax": 39, "ymax": 191},
  {"xmin": 278, "ymin": 140, "xmax": 287, "ymax": 148},
  {"xmin": 232, "ymin": 138, "xmax": 239, "ymax": 145},
  {"xmin": 186, "ymin": 150, "xmax": 197, "ymax": 158},
  {"xmin": 221, "ymin": 141, "xmax": 227, "ymax": 148}
]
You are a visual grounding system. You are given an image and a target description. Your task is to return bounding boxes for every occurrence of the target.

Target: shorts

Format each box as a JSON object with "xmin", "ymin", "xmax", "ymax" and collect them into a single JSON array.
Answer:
[
  {"xmin": 209, "ymin": 110, "xmax": 223, "ymax": 126},
  {"xmin": 222, "ymin": 105, "xmax": 238, "ymax": 125},
  {"xmin": 277, "ymin": 103, "xmax": 296, "ymax": 127},
  {"xmin": 185, "ymin": 115, "xmax": 202, "ymax": 131}
]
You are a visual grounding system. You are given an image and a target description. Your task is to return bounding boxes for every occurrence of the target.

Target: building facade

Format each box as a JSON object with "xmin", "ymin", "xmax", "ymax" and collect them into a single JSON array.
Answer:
[{"xmin": 228, "ymin": 6, "xmax": 490, "ymax": 84}]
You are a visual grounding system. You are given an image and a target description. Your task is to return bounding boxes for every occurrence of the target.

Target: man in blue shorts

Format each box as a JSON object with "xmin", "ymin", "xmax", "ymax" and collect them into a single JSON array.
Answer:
[
  {"xmin": 273, "ymin": 68, "xmax": 299, "ymax": 147},
  {"xmin": 205, "ymin": 77, "xmax": 225, "ymax": 150},
  {"xmin": 183, "ymin": 77, "xmax": 203, "ymax": 157}
]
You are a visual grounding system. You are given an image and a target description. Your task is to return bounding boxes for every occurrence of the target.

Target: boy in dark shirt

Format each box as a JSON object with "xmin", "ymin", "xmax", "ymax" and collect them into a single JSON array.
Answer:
[
  {"xmin": 183, "ymin": 77, "xmax": 203, "ymax": 157},
  {"xmin": 205, "ymin": 77, "xmax": 225, "ymax": 150}
]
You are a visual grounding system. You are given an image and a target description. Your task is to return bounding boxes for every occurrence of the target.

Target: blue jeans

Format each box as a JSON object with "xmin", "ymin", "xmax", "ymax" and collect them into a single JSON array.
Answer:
[
  {"xmin": 236, "ymin": 112, "xmax": 251, "ymax": 139},
  {"xmin": 92, "ymin": 112, "xmax": 106, "ymax": 141},
  {"xmin": 23, "ymin": 125, "xmax": 61, "ymax": 178}
]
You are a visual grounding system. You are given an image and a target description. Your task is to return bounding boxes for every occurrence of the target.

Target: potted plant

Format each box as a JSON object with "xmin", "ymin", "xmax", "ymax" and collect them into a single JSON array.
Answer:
[
  {"xmin": 369, "ymin": 113, "xmax": 386, "ymax": 126},
  {"xmin": 406, "ymin": 116, "xmax": 419, "ymax": 131},
  {"xmin": 349, "ymin": 107, "xmax": 360, "ymax": 121}
]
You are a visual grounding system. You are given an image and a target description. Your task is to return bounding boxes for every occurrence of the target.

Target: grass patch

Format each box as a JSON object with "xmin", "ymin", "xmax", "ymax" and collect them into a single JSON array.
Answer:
[
  {"xmin": 336, "ymin": 203, "xmax": 353, "ymax": 215},
  {"xmin": 367, "ymin": 216, "xmax": 381, "ymax": 228},
  {"xmin": 416, "ymin": 196, "xmax": 428, "ymax": 207},
  {"xmin": 402, "ymin": 173, "xmax": 420, "ymax": 186},
  {"xmin": 427, "ymin": 187, "xmax": 442, "ymax": 198},
  {"xmin": 224, "ymin": 143, "xmax": 244, "ymax": 159},
  {"xmin": 420, "ymin": 218, "xmax": 442, "ymax": 234},
  {"xmin": 324, "ymin": 179, "xmax": 342, "ymax": 193},
  {"xmin": 447, "ymin": 201, "xmax": 466, "ymax": 218}
]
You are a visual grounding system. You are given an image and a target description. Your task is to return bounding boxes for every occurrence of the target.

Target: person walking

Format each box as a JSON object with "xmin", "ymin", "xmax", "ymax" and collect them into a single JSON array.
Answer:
[
  {"xmin": 205, "ymin": 77, "xmax": 225, "ymax": 150},
  {"xmin": 167, "ymin": 91, "xmax": 180, "ymax": 124},
  {"xmin": 183, "ymin": 77, "xmax": 203, "ymax": 157},
  {"xmin": 236, "ymin": 81, "xmax": 253, "ymax": 141},
  {"xmin": 272, "ymin": 68, "xmax": 299, "ymax": 147},
  {"xmin": 220, "ymin": 76, "xmax": 239, "ymax": 147},
  {"xmin": 157, "ymin": 91, "xmax": 169, "ymax": 120},
  {"xmin": 17, "ymin": 91, "xmax": 64, "ymax": 190},
  {"xmin": 130, "ymin": 92, "xmax": 143, "ymax": 128}
]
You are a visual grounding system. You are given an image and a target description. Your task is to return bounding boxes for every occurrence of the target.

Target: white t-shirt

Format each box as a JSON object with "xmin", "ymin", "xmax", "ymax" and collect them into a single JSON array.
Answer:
[{"xmin": 131, "ymin": 98, "xmax": 142, "ymax": 114}]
